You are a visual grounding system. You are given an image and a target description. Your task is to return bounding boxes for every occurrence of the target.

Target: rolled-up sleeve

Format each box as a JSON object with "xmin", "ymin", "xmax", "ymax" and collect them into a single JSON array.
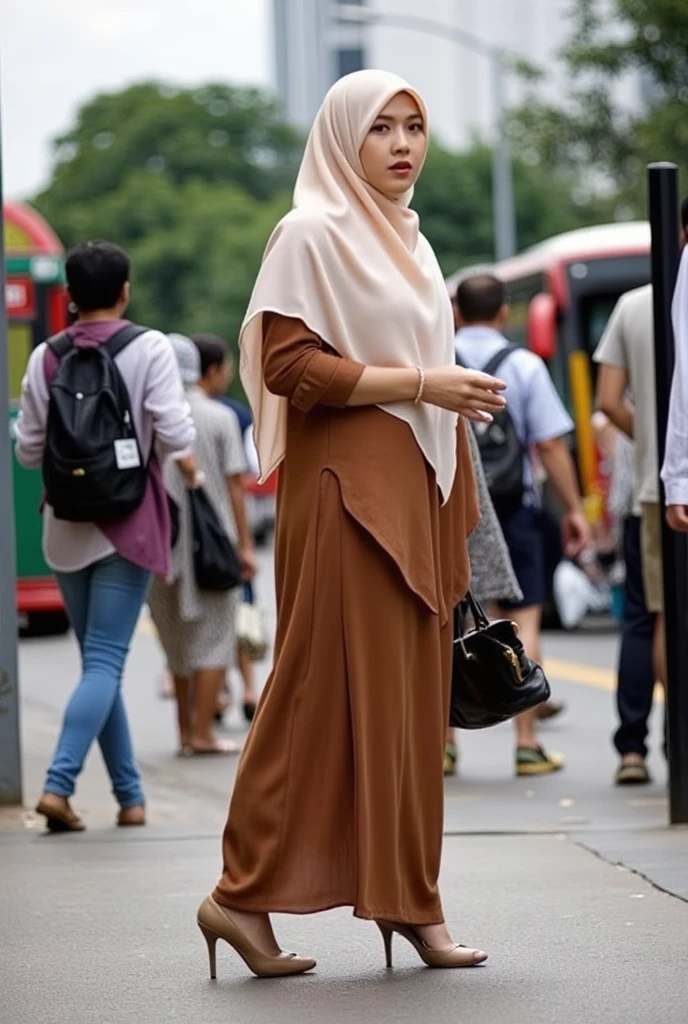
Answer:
[{"xmin": 262, "ymin": 313, "xmax": 365, "ymax": 412}]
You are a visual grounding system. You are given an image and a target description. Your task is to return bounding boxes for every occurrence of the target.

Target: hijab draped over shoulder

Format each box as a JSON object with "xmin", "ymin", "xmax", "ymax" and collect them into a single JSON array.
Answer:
[{"xmin": 239, "ymin": 69, "xmax": 459, "ymax": 502}]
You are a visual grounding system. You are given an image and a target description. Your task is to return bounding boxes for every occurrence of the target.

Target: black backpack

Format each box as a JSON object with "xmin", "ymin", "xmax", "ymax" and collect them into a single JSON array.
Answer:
[
  {"xmin": 458, "ymin": 346, "xmax": 524, "ymax": 506},
  {"xmin": 43, "ymin": 324, "xmax": 149, "ymax": 522}
]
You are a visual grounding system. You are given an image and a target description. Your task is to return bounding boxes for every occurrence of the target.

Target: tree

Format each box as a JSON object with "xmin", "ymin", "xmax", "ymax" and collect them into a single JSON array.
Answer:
[
  {"xmin": 35, "ymin": 82, "xmax": 304, "ymax": 211},
  {"xmin": 32, "ymin": 79, "xmax": 596, "ymax": 358},
  {"xmin": 510, "ymin": 0, "xmax": 688, "ymax": 214},
  {"xmin": 413, "ymin": 143, "xmax": 597, "ymax": 275}
]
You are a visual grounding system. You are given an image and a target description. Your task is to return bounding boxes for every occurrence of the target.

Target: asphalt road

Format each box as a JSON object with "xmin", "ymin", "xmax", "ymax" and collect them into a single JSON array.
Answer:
[{"xmin": 4, "ymin": 543, "xmax": 687, "ymax": 1024}]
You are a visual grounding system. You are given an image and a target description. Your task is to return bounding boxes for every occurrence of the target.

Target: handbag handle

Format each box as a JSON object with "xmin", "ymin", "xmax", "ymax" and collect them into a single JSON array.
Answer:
[{"xmin": 456, "ymin": 590, "xmax": 491, "ymax": 634}]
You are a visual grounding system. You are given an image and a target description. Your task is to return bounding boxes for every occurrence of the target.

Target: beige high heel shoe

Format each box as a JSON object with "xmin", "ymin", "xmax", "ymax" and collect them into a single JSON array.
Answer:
[
  {"xmin": 376, "ymin": 920, "xmax": 488, "ymax": 969},
  {"xmin": 196, "ymin": 895, "xmax": 316, "ymax": 979}
]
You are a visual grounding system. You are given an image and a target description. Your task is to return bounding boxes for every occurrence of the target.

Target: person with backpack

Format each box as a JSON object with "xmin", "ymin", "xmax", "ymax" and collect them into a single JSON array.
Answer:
[
  {"xmin": 455, "ymin": 274, "xmax": 589, "ymax": 776},
  {"xmin": 14, "ymin": 240, "xmax": 196, "ymax": 832}
]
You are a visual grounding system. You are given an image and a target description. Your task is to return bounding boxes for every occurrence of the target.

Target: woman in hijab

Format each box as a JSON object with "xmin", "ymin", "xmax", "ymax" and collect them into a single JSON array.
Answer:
[{"xmin": 196, "ymin": 71, "xmax": 506, "ymax": 978}]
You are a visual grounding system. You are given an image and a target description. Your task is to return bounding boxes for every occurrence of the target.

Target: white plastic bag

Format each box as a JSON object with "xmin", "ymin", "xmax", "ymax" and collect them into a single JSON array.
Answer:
[
  {"xmin": 553, "ymin": 560, "xmax": 598, "ymax": 630},
  {"xmin": 236, "ymin": 601, "xmax": 269, "ymax": 661}
]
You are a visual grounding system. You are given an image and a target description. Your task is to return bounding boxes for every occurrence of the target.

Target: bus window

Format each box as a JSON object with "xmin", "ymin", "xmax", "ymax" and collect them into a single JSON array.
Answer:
[
  {"xmin": 582, "ymin": 294, "xmax": 620, "ymax": 356},
  {"xmin": 578, "ymin": 292, "xmax": 625, "ymax": 387}
]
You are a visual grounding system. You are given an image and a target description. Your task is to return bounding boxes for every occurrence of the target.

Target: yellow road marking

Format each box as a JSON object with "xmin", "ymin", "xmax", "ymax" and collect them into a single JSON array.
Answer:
[
  {"xmin": 544, "ymin": 657, "xmax": 664, "ymax": 704},
  {"xmin": 136, "ymin": 612, "xmax": 664, "ymax": 704}
]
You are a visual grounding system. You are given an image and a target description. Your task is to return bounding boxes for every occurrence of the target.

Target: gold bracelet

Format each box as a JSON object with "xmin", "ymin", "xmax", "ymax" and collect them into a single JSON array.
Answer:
[{"xmin": 413, "ymin": 365, "xmax": 426, "ymax": 406}]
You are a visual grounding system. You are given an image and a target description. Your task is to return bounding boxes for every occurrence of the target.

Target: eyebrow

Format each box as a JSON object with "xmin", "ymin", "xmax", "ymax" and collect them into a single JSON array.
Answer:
[{"xmin": 373, "ymin": 113, "xmax": 424, "ymax": 122}]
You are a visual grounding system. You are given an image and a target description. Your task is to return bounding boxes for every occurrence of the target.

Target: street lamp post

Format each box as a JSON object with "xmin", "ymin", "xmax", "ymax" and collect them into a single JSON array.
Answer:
[{"xmin": 331, "ymin": 4, "xmax": 517, "ymax": 261}]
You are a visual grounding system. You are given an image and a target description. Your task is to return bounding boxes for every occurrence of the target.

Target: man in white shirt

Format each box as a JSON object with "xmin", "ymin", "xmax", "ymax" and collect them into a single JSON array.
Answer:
[
  {"xmin": 598, "ymin": 201, "xmax": 688, "ymax": 758},
  {"xmin": 595, "ymin": 288, "xmax": 662, "ymax": 784},
  {"xmin": 662, "ymin": 199, "xmax": 688, "ymax": 529}
]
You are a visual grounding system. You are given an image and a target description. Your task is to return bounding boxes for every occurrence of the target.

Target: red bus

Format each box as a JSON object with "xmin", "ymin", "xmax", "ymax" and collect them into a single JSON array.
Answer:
[{"xmin": 5, "ymin": 200, "xmax": 69, "ymax": 634}]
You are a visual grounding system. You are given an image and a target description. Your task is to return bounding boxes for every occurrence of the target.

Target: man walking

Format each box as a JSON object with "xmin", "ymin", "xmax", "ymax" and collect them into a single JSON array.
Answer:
[
  {"xmin": 595, "ymin": 284, "xmax": 663, "ymax": 784},
  {"xmin": 455, "ymin": 275, "xmax": 589, "ymax": 776}
]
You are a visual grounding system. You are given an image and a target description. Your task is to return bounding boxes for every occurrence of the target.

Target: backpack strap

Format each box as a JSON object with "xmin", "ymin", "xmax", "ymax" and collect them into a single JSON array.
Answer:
[
  {"xmin": 104, "ymin": 324, "xmax": 149, "ymax": 359},
  {"xmin": 482, "ymin": 345, "xmax": 517, "ymax": 377},
  {"xmin": 46, "ymin": 332, "xmax": 74, "ymax": 358}
]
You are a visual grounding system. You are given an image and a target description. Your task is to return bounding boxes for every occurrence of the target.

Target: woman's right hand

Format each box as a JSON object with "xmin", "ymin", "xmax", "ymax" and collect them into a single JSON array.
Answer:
[{"xmin": 423, "ymin": 366, "xmax": 507, "ymax": 422}]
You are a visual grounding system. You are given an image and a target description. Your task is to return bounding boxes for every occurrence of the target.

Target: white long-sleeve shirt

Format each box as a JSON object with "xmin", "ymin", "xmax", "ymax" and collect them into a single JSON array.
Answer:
[
  {"xmin": 661, "ymin": 249, "xmax": 688, "ymax": 505},
  {"xmin": 14, "ymin": 323, "xmax": 195, "ymax": 573}
]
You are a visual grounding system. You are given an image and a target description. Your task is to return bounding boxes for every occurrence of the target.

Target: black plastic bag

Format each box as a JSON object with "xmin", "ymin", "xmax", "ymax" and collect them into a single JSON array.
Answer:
[
  {"xmin": 189, "ymin": 486, "xmax": 242, "ymax": 592},
  {"xmin": 450, "ymin": 591, "xmax": 551, "ymax": 729}
]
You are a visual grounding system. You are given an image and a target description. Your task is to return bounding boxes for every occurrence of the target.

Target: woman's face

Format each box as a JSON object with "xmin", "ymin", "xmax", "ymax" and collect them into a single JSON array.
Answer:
[{"xmin": 359, "ymin": 91, "xmax": 426, "ymax": 197}]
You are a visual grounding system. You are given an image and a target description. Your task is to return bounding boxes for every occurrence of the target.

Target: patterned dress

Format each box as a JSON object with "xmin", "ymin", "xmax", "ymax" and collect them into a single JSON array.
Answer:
[{"xmin": 148, "ymin": 387, "xmax": 246, "ymax": 675}]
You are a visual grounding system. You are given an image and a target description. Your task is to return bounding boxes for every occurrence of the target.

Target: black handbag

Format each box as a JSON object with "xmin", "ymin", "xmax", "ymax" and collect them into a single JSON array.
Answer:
[
  {"xmin": 450, "ymin": 591, "xmax": 551, "ymax": 729},
  {"xmin": 189, "ymin": 486, "xmax": 242, "ymax": 592},
  {"xmin": 168, "ymin": 495, "xmax": 181, "ymax": 550}
]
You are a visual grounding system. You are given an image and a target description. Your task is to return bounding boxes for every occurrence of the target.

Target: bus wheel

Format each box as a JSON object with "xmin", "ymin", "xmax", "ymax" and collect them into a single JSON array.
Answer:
[{"xmin": 20, "ymin": 611, "xmax": 71, "ymax": 638}]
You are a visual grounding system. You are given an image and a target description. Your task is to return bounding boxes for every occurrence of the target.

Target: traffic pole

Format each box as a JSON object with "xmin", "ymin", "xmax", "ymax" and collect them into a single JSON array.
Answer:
[
  {"xmin": 0, "ymin": 95, "xmax": 22, "ymax": 806},
  {"xmin": 648, "ymin": 161, "xmax": 688, "ymax": 824}
]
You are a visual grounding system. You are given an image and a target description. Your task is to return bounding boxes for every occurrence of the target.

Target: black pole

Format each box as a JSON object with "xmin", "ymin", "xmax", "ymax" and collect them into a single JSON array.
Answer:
[{"xmin": 648, "ymin": 162, "xmax": 688, "ymax": 824}]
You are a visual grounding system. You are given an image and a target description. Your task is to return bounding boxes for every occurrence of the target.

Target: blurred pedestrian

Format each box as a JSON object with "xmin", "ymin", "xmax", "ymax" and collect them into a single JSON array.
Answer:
[
  {"xmin": 444, "ymin": 425, "xmax": 522, "ymax": 775},
  {"xmin": 191, "ymin": 333, "xmax": 260, "ymax": 723},
  {"xmin": 15, "ymin": 241, "xmax": 196, "ymax": 831},
  {"xmin": 148, "ymin": 334, "xmax": 254, "ymax": 756},
  {"xmin": 455, "ymin": 274, "xmax": 590, "ymax": 776},
  {"xmin": 196, "ymin": 71, "xmax": 506, "ymax": 978},
  {"xmin": 604, "ymin": 426, "xmax": 656, "ymax": 784},
  {"xmin": 592, "ymin": 206, "xmax": 688, "ymax": 785}
]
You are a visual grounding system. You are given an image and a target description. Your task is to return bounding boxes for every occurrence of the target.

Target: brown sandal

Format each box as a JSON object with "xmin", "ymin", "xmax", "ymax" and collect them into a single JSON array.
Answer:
[
  {"xmin": 117, "ymin": 804, "xmax": 146, "ymax": 827},
  {"xmin": 35, "ymin": 796, "xmax": 85, "ymax": 833}
]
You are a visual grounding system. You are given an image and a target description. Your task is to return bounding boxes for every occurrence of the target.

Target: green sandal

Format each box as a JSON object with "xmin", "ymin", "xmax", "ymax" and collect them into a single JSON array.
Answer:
[{"xmin": 515, "ymin": 745, "xmax": 565, "ymax": 777}]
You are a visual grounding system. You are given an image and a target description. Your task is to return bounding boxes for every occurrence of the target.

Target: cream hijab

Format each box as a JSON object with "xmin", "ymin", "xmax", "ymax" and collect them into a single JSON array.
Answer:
[{"xmin": 239, "ymin": 69, "xmax": 458, "ymax": 502}]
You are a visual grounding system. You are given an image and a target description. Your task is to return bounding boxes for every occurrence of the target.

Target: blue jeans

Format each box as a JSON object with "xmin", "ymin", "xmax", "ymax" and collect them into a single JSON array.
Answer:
[{"xmin": 45, "ymin": 554, "xmax": 151, "ymax": 808}]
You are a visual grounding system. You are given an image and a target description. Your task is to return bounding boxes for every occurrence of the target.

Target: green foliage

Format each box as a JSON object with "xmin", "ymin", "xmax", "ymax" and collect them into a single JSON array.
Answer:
[
  {"xmin": 32, "ymin": 78, "xmax": 596, "ymax": 356},
  {"xmin": 510, "ymin": 0, "xmax": 688, "ymax": 214},
  {"xmin": 414, "ymin": 144, "xmax": 597, "ymax": 274},
  {"xmin": 37, "ymin": 82, "xmax": 304, "ymax": 206}
]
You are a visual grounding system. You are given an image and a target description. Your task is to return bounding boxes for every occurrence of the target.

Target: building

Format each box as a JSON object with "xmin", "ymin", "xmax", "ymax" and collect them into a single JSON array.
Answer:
[
  {"xmin": 273, "ymin": 0, "xmax": 642, "ymax": 150},
  {"xmin": 273, "ymin": 0, "xmax": 367, "ymax": 129}
]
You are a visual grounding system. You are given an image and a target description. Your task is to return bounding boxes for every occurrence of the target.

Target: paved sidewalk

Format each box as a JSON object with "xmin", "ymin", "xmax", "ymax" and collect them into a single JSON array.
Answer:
[
  {"xmin": 2, "ymin": 827, "xmax": 687, "ymax": 1024},
  {"xmin": 3, "ymin": 611, "xmax": 688, "ymax": 1023}
]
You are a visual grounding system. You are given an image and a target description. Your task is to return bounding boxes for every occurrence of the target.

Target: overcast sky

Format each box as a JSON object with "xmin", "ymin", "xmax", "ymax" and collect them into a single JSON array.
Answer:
[{"xmin": 2, "ymin": 0, "xmax": 272, "ymax": 199}]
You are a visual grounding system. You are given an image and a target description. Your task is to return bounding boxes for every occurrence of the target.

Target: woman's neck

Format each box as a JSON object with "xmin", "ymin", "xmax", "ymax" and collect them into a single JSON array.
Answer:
[{"xmin": 77, "ymin": 307, "xmax": 126, "ymax": 322}]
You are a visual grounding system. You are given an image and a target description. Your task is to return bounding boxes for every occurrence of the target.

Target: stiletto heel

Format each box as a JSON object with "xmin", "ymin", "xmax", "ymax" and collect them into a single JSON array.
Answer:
[
  {"xmin": 198, "ymin": 922, "xmax": 219, "ymax": 979},
  {"xmin": 374, "ymin": 919, "xmax": 487, "ymax": 969},
  {"xmin": 377, "ymin": 923, "xmax": 394, "ymax": 968},
  {"xmin": 196, "ymin": 895, "xmax": 316, "ymax": 979}
]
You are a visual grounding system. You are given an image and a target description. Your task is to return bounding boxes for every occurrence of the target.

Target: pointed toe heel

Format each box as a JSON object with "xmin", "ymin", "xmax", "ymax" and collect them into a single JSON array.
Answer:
[
  {"xmin": 375, "ymin": 919, "xmax": 487, "ymax": 969},
  {"xmin": 196, "ymin": 895, "xmax": 316, "ymax": 979}
]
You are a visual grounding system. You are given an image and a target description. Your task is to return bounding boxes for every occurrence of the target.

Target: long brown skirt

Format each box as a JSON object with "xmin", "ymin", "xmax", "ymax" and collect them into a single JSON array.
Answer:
[{"xmin": 214, "ymin": 470, "xmax": 452, "ymax": 924}]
